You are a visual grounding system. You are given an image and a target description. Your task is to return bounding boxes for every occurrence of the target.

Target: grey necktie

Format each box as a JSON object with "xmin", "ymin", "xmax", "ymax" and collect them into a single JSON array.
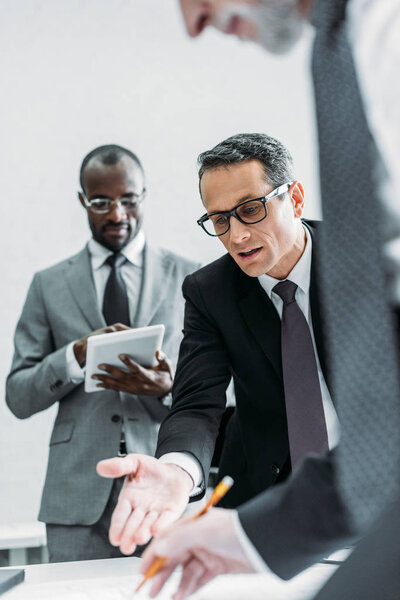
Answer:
[
  {"xmin": 102, "ymin": 253, "xmax": 130, "ymax": 326},
  {"xmin": 273, "ymin": 280, "xmax": 329, "ymax": 467},
  {"xmin": 311, "ymin": 0, "xmax": 400, "ymax": 529}
]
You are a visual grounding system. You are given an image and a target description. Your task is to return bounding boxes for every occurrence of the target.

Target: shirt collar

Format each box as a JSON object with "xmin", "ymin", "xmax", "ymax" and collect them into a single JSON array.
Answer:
[
  {"xmin": 258, "ymin": 225, "xmax": 312, "ymax": 299},
  {"xmin": 88, "ymin": 229, "xmax": 145, "ymax": 271}
]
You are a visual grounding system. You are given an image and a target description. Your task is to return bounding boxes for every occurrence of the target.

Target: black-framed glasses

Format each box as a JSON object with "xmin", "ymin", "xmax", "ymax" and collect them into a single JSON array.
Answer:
[
  {"xmin": 82, "ymin": 189, "xmax": 146, "ymax": 214},
  {"xmin": 197, "ymin": 182, "xmax": 293, "ymax": 237}
]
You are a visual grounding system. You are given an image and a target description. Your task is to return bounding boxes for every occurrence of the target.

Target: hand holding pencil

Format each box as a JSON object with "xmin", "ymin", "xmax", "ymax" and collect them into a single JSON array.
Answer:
[
  {"xmin": 139, "ymin": 477, "xmax": 256, "ymax": 599},
  {"xmin": 136, "ymin": 476, "xmax": 234, "ymax": 592}
]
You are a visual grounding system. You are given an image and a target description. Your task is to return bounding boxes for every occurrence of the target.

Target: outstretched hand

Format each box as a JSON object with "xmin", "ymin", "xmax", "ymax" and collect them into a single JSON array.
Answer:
[
  {"xmin": 96, "ymin": 454, "xmax": 193, "ymax": 555},
  {"xmin": 92, "ymin": 350, "xmax": 173, "ymax": 396}
]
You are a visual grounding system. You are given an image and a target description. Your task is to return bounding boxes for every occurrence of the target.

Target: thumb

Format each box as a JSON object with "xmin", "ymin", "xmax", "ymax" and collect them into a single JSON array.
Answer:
[
  {"xmin": 156, "ymin": 349, "xmax": 167, "ymax": 363},
  {"xmin": 96, "ymin": 453, "xmax": 139, "ymax": 479},
  {"xmin": 155, "ymin": 350, "xmax": 173, "ymax": 374}
]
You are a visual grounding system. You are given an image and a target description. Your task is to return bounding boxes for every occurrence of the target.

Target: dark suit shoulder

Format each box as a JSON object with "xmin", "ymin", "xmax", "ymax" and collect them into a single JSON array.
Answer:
[
  {"xmin": 182, "ymin": 253, "xmax": 238, "ymax": 310},
  {"xmin": 187, "ymin": 253, "xmax": 234, "ymax": 282},
  {"xmin": 302, "ymin": 218, "xmax": 322, "ymax": 233}
]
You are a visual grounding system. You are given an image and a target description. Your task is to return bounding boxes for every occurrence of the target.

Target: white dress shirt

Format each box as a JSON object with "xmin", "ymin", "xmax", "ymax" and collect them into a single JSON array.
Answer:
[
  {"xmin": 258, "ymin": 226, "xmax": 340, "ymax": 450},
  {"xmin": 65, "ymin": 231, "xmax": 145, "ymax": 382}
]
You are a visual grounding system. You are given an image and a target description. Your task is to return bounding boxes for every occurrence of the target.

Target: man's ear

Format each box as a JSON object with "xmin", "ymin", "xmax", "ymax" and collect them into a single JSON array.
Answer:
[
  {"xmin": 289, "ymin": 181, "xmax": 305, "ymax": 218},
  {"xmin": 78, "ymin": 191, "xmax": 86, "ymax": 209}
]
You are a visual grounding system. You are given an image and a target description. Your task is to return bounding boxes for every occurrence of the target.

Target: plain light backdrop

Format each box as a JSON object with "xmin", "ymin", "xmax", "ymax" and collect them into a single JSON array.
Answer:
[{"xmin": 0, "ymin": 0, "xmax": 320, "ymax": 528}]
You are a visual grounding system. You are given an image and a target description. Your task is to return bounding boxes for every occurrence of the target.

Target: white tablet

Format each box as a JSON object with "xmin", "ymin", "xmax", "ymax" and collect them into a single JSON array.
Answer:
[{"xmin": 84, "ymin": 324, "xmax": 165, "ymax": 393}]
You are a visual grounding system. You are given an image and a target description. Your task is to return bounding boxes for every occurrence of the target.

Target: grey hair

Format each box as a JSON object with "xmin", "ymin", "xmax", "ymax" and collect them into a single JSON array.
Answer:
[{"xmin": 197, "ymin": 133, "xmax": 294, "ymax": 190}]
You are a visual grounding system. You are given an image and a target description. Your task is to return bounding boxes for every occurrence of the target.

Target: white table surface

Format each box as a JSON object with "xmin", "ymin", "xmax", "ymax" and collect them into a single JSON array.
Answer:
[{"xmin": 0, "ymin": 555, "xmax": 340, "ymax": 600}]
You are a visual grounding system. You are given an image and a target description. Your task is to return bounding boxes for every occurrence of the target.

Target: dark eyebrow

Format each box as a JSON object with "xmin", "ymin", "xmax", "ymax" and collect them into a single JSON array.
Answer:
[
  {"xmin": 88, "ymin": 192, "xmax": 139, "ymax": 200},
  {"xmin": 88, "ymin": 194, "xmax": 110, "ymax": 200},
  {"xmin": 207, "ymin": 195, "xmax": 265, "ymax": 216},
  {"xmin": 121, "ymin": 193, "xmax": 140, "ymax": 199},
  {"xmin": 234, "ymin": 194, "xmax": 260, "ymax": 205}
]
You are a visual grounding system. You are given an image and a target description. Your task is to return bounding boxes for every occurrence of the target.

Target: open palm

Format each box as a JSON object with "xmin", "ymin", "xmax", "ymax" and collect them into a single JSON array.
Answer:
[{"xmin": 97, "ymin": 454, "xmax": 193, "ymax": 555}]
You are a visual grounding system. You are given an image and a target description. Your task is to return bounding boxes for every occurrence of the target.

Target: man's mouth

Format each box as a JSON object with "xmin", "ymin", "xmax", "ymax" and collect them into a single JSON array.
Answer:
[
  {"xmin": 103, "ymin": 224, "xmax": 129, "ymax": 234},
  {"xmin": 238, "ymin": 247, "xmax": 262, "ymax": 260}
]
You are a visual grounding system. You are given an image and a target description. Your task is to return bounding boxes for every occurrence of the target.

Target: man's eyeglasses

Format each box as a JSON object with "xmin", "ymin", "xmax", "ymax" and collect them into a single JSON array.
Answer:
[
  {"xmin": 197, "ymin": 182, "xmax": 293, "ymax": 237},
  {"xmin": 82, "ymin": 190, "xmax": 146, "ymax": 214}
]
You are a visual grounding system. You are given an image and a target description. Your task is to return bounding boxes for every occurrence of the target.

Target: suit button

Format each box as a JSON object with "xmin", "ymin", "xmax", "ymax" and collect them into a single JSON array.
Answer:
[
  {"xmin": 55, "ymin": 379, "xmax": 63, "ymax": 388},
  {"xmin": 271, "ymin": 464, "xmax": 280, "ymax": 475},
  {"xmin": 111, "ymin": 415, "xmax": 121, "ymax": 423}
]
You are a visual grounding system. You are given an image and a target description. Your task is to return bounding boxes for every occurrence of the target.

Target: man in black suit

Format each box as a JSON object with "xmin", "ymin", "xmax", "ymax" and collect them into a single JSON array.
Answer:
[
  {"xmin": 133, "ymin": 2, "xmax": 400, "ymax": 598},
  {"xmin": 97, "ymin": 132, "xmax": 342, "ymax": 556}
]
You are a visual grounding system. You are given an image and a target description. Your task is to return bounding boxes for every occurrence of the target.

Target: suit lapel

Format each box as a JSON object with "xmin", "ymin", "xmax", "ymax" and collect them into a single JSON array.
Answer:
[
  {"xmin": 65, "ymin": 245, "xmax": 106, "ymax": 331},
  {"xmin": 236, "ymin": 268, "xmax": 283, "ymax": 380},
  {"xmin": 306, "ymin": 221, "xmax": 329, "ymax": 384},
  {"xmin": 133, "ymin": 244, "xmax": 170, "ymax": 327}
]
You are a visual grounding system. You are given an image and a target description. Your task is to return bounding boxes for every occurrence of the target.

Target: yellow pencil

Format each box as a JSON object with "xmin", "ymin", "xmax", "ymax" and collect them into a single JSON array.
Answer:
[{"xmin": 135, "ymin": 475, "xmax": 234, "ymax": 593}]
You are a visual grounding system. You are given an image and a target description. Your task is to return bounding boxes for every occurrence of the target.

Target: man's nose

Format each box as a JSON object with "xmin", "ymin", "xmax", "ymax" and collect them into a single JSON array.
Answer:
[
  {"xmin": 229, "ymin": 215, "xmax": 251, "ymax": 243},
  {"xmin": 107, "ymin": 200, "xmax": 127, "ymax": 221},
  {"xmin": 180, "ymin": 0, "xmax": 210, "ymax": 37}
]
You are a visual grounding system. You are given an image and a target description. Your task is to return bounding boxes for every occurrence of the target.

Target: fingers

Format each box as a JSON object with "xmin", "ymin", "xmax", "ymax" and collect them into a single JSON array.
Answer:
[
  {"xmin": 119, "ymin": 506, "xmax": 146, "ymax": 554},
  {"xmin": 134, "ymin": 510, "xmax": 158, "ymax": 545},
  {"xmin": 92, "ymin": 378, "xmax": 125, "ymax": 392},
  {"xmin": 144, "ymin": 518, "xmax": 194, "ymax": 577},
  {"xmin": 155, "ymin": 350, "xmax": 174, "ymax": 374},
  {"xmin": 148, "ymin": 562, "xmax": 177, "ymax": 598},
  {"xmin": 151, "ymin": 509, "xmax": 182, "ymax": 536},
  {"xmin": 118, "ymin": 354, "xmax": 145, "ymax": 374},
  {"xmin": 96, "ymin": 454, "xmax": 139, "ymax": 479},
  {"xmin": 108, "ymin": 323, "xmax": 130, "ymax": 332},
  {"xmin": 109, "ymin": 496, "xmax": 134, "ymax": 547},
  {"xmin": 174, "ymin": 557, "xmax": 206, "ymax": 600},
  {"xmin": 95, "ymin": 363, "xmax": 125, "ymax": 377},
  {"xmin": 156, "ymin": 349, "xmax": 166, "ymax": 361},
  {"xmin": 92, "ymin": 364, "xmax": 127, "ymax": 391}
]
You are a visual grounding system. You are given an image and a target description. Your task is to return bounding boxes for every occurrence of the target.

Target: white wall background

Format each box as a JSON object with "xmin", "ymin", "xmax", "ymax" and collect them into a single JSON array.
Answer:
[{"xmin": 0, "ymin": 0, "xmax": 320, "ymax": 530}]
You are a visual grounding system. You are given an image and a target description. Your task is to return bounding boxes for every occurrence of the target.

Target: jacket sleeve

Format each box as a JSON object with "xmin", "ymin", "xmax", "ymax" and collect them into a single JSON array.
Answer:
[
  {"xmin": 6, "ymin": 273, "xmax": 77, "ymax": 419},
  {"xmin": 155, "ymin": 272, "xmax": 232, "ymax": 490},
  {"xmin": 238, "ymin": 451, "xmax": 359, "ymax": 580}
]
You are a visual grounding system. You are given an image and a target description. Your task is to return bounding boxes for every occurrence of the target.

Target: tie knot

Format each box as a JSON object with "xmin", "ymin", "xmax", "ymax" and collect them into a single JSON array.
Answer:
[
  {"xmin": 105, "ymin": 252, "xmax": 126, "ymax": 269},
  {"xmin": 310, "ymin": 0, "xmax": 348, "ymax": 30},
  {"xmin": 273, "ymin": 280, "xmax": 298, "ymax": 304}
]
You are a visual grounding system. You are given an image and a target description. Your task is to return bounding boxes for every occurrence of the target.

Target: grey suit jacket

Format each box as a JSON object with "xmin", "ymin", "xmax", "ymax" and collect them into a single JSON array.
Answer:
[{"xmin": 6, "ymin": 242, "xmax": 199, "ymax": 526}]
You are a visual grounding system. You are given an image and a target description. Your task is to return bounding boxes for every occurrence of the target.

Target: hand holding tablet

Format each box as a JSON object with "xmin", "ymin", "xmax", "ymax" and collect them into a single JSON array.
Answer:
[{"xmin": 85, "ymin": 324, "xmax": 166, "ymax": 394}]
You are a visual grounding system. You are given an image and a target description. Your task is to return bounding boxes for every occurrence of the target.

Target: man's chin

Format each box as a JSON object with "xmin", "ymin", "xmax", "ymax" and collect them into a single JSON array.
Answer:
[
  {"xmin": 220, "ymin": 0, "xmax": 305, "ymax": 55},
  {"xmin": 255, "ymin": 26, "xmax": 304, "ymax": 54},
  {"xmin": 234, "ymin": 258, "xmax": 267, "ymax": 278},
  {"xmin": 98, "ymin": 234, "xmax": 130, "ymax": 252}
]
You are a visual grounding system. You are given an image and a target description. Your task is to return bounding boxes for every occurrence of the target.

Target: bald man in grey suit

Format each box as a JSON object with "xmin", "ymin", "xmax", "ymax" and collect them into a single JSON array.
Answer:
[{"xmin": 6, "ymin": 144, "xmax": 199, "ymax": 562}]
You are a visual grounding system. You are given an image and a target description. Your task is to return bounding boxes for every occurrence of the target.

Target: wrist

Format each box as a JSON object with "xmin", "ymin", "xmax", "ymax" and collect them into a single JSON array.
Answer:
[
  {"xmin": 166, "ymin": 463, "xmax": 194, "ymax": 495},
  {"xmin": 73, "ymin": 342, "xmax": 85, "ymax": 367}
]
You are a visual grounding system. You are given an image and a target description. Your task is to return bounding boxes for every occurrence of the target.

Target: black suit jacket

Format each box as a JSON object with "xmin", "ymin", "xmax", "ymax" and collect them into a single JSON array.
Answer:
[{"xmin": 156, "ymin": 220, "xmax": 328, "ymax": 507}]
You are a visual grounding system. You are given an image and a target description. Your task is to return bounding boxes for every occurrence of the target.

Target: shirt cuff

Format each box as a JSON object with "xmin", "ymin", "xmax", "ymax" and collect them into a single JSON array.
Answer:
[
  {"xmin": 66, "ymin": 341, "xmax": 85, "ymax": 384},
  {"xmin": 160, "ymin": 392, "xmax": 173, "ymax": 408},
  {"xmin": 159, "ymin": 452, "xmax": 203, "ymax": 497},
  {"xmin": 232, "ymin": 510, "xmax": 272, "ymax": 573}
]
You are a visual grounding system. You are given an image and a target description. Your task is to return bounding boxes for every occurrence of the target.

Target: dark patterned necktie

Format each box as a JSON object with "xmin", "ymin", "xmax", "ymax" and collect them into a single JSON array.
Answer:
[
  {"xmin": 311, "ymin": 0, "xmax": 400, "ymax": 529},
  {"xmin": 102, "ymin": 253, "xmax": 130, "ymax": 326},
  {"xmin": 273, "ymin": 280, "xmax": 329, "ymax": 467}
]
